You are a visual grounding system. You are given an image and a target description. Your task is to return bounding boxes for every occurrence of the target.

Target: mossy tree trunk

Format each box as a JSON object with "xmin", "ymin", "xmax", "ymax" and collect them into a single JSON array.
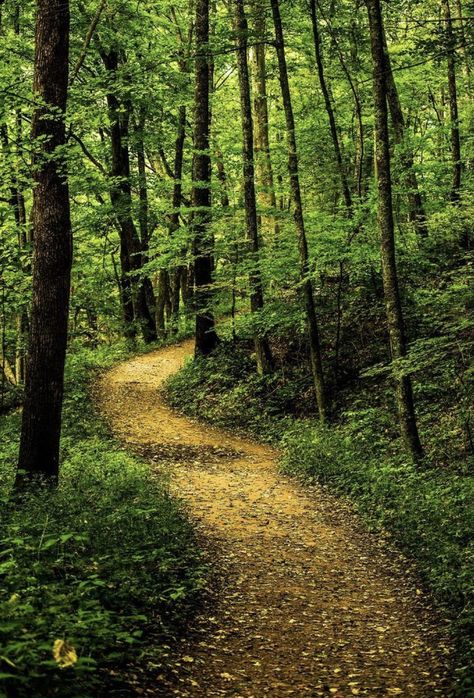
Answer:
[
  {"xmin": 270, "ymin": 0, "xmax": 329, "ymax": 422},
  {"xmin": 366, "ymin": 0, "xmax": 424, "ymax": 463},
  {"xmin": 234, "ymin": 0, "xmax": 274, "ymax": 375},
  {"xmin": 193, "ymin": 0, "xmax": 219, "ymax": 356},
  {"xmin": 16, "ymin": 0, "xmax": 73, "ymax": 486}
]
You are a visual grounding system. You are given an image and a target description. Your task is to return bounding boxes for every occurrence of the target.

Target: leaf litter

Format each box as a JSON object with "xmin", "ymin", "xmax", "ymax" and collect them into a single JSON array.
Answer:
[{"xmin": 99, "ymin": 340, "xmax": 454, "ymax": 696}]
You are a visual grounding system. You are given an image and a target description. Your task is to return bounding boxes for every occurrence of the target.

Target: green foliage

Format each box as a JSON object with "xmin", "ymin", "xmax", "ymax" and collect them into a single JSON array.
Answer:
[
  {"xmin": 0, "ymin": 345, "xmax": 205, "ymax": 697},
  {"xmin": 165, "ymin": 335, "xmax": 473, "ymax": 691},
  {"xmin": 280, "ymin": 418, "xmax": 474, "ymax": 693},
  {"xmin": 165, "ymin": 340, "xmax": 302, "ymax": 441}
]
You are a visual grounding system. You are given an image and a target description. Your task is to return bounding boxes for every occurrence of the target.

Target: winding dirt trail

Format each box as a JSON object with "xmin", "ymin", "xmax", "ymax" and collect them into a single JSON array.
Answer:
[{"xmin": 99, "ymin": 340, "xmax": 452, "ymax": 697}]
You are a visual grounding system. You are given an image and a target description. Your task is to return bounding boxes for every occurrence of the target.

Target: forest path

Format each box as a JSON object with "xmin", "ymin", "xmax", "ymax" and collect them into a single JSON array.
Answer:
[{"xmin": 99, "ymin": 340, "xmax": 451, "ymax": 697}]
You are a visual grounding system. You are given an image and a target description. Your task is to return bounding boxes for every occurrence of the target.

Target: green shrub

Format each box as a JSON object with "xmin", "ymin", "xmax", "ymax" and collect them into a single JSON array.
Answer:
[
  {"xmin": 165, "ymin": 341, "xmax": 301, "ymax": 441},
  {"xmin": 0, "ymin": 343, "xmax": 205, "ymax": 697},
  {"xmin": 281, "ymin": 419, "xmax": 474, "ymax": 692}
]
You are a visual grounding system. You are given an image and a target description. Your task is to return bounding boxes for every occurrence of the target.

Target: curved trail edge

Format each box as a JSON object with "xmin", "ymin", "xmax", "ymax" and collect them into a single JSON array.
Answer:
[{"xmin": 99, "ymin": 339, "xmax": 452, "ymax": 697}]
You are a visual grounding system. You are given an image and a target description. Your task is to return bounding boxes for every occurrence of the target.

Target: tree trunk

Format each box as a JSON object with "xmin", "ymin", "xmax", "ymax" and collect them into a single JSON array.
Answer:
[
  {"xmin": 270, "ymin": 0, "xmax": 329, "ymax": 422},
  {"xmin": 101, "ymin": 50, "xmax": 157, "ymax": 343},
  {"xmin": 192, "ymin": 0, "xmax": 218, "ymax": 356},
  {"xmin": 381, "ymin": 27, "xmax": 428, "ymax": 237},
  {"xmin": 169, "ymin": 104, "xmax": 187, "ymax": 326},
  {"xmin": 309, "ymin": 0, "xmax": 352, "ymax": 214},
  {"xmin": 249, "ymin": 2, "xmax": 279, "ymax": 240},
  {"xmin": 365, "ymin": 0, "xmax": 424, "ymax": 463},
  {"xmin": 318, "ymin": 5, "xmax": 365, "ymax": 199},
  {"xmin": 235, "ymin": 0, "xmax": 274, "ymax": 375},
  {"xmin": 16, "ymin": 0, "xmax": 73, "ymax": 486},
  {"xmin": 442, "ymin": 0, "xmax": 462, "ymax": 203},
  {"xmin": 135, "ymin": 107, "xmax": 157, "ymax": 322}
]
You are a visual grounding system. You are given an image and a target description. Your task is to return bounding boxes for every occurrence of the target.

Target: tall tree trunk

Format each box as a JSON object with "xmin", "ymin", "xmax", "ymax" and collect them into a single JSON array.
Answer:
[
  {"xmin": 136, "ymin": 107, "xmax": 157, "ymax": 321},
  {"xmin": 16, "ymin": 0, "xmax": 73, "ymax": 486},
  {"xmin": 192, "ymin": 0, "xmax": 218, "ymax": 356},
  {"xmin": 454, "ymin": 0, "xmax": 471, "ymax": 87},
  {"xmin": 270, "ymin": 0, "xmax": 329, "ymax": 422},
  {"xmin": 381, "ymin": 27, "xmax": 429, "ymax": 237},
  {"xmin": 101, "ymin": 50, "xmax": 157, "ymax": 343},
  {"xmin": 234, "ymin": 0, "xmax": 274, "ymax": 375},
  {"xmin": 318, "ymin": 5, "xmax": 365, "ymax": 199},
  {"xmin": 366, "ymin": 0, "xmax": 424, "ymax": 463},
  {"xmin": 169, "ymin": 104, "xmax": 187, "ymax": 325},
  {"xmin": 309, "ymin": 0, "xmax": 352, "ymax": 214},
  {"xmin": 442, "ymin": 0, "xmax": 462, "ymax": 203},
  {"xmin": 249, "ymin": 2, "xmax": 279, "ymax": 240}
]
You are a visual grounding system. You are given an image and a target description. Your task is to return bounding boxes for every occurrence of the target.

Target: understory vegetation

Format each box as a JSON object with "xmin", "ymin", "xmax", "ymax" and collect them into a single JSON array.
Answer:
[
  {"xmin": 165, "ymin": 289, "xmax": 474, "ymax": 691},
  {"xmin": 0, "ymin": 342, "xmax": 205, "ymax": 697}
]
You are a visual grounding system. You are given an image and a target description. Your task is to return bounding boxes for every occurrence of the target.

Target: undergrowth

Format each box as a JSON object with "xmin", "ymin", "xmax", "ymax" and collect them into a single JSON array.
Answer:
[
  {"xmin": 164, "ymin": 339, "xmax": 474, "ymax": 694},
  {"xmin": 0, "ymin": 340, "xmax": 205, "ymax": 697}
]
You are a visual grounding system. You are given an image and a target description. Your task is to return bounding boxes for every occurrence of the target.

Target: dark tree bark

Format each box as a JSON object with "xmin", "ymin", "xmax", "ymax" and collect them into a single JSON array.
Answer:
[
  {"xmin": 234, "ymin": 0, "xmax": 274, "ymax": 375},
  {"xmin": 319, "ymin": 5, "xmax": 365, "ymax": 199},
  {"xmin": 16, "ymin": 0, "xmax": 73, "ymax": 486},
  {"xmin": 192, "ymin": 0, "xmax": 218, "ymax": 356},
  {"xmin": 380, "ymin": 27, "xmax": 428, "ymax": 238},
  {"xmin": 442, "ymin": 0, "xmax": 462, "ymax": 203},
  {"xmin": 101, "ymin": 50, "xmax": 157, "ymax": 343},
  {"xmin": 309, "ymin": 0, "xmax": 352, "ymax": 214},
  {"xmin": 270, "ymin": 0, "xmax": 329, "ymax": 422},
  {"xmin": 169, "ymin": 104, "xmax": 187, "ymax": 324},
  {"xmin": 250, "ymin": 1, "xmax": 279, "ymax": 240},
  {"xmin": 366, "ymin": 0, "xmax": 424, "ymax": 463},
  {"xmin": 135, "ymin": 107, "xmax": 157, "ymax": 320}
]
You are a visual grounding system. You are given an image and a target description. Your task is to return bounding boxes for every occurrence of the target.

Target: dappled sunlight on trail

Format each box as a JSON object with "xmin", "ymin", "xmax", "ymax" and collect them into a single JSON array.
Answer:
[{"xmin": 100, "ymin": 340, "xmax": 452, "ymax": 697}]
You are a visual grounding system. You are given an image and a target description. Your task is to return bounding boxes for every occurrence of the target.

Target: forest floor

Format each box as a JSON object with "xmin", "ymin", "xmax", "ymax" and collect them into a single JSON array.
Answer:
[{"xmin": 99, "ymin": 339, "xmax": 453, "ymax": 697}]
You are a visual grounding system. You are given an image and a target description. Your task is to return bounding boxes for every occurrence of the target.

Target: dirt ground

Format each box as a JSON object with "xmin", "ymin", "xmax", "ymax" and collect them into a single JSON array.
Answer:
[{"xmin": 99, "ymin": 340, "xmax": 453, "ymax": 697}]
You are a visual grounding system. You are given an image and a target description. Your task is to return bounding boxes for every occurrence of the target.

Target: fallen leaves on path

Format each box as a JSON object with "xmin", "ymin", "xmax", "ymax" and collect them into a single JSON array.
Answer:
[{"xmin": 99, "ymin": 341, "xmax": 453, "ymax": 697}]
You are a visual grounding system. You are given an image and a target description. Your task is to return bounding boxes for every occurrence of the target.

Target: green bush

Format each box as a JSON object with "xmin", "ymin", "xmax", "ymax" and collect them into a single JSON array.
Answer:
[
  {"xmin": 281, "ymin": 419, "xmax": 474, "ymax": 693},
  {"xmin": 165, "ymin": 343, "xmax": 473, "ymax": 692},
  {"xmin": 0, "ymin": 343, "xmax": 205, "ymax": 697},
  {"xmin": 165, "ymin": 341, "xmax": 302, "ymax": 441}
]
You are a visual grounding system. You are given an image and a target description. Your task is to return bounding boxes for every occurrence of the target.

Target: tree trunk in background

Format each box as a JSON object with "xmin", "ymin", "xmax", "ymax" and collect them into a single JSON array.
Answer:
[
  {"xmin": 250, "ymin": 2, "xmax": 279, "ymax": 241},
  {"xmin": 16, "ymin": 0, "xmax": 73, "ymax": 486},
  {"xmin": 381, "ymin": 27, "xmax": 428, "ymax": 238},
  {"xmin": 192, "ymin": 0, "xmax": 218, "ymax": 356},
  {"xmin": 235, "ymin": 0, "xmax": 274, "ymax": 375},
  {"xmin": 156, "ymin": 269, "xmax": 171, "ymax": 337},
  {"xmin": 102, "ymin": 50, "xmax": 157, "ymax": 343},
  {"xmin": 169, "ymin": 104, "xmax": 187, "ymax": 326},
  {"xmin": 136, "ymin": 108, "xmax": 157, "ymax": 321},
  {"xmin": 317, "ymin": 5, "xmax": 365, "ymax": 199},
  {"xmin": 366, "ymin": 0, "xmax": 424, "ymax": 463},
  {"xmin": 454, "ymin": 0, "xmax": 471, "ymax": 88},
  {"xmin": 309, "ymin": 0, "xmax": 352, "ymax": 214},
  {"xmin": 270, "ymin": 0, "xmax": 329, "ymax": 422},
  {"xmin": 442, "ymin": 0, "xmax": 462, "ymax": 204}
]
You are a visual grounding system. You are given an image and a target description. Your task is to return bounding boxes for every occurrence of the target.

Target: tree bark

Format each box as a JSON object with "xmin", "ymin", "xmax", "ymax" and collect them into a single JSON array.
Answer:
[
  {"xmin": 309, "ymin": 0, "xmax": 352, "ymax": 214},
  {"xmin": 366, "ymin": 0, "xmax": 424, "ymax": 463},
  {"xmin": 235, "ymin": 0, "xmax": 274, "ymax": 375},
  {"xmin": 381, "ymin": 27, "xmax": 428, "ymax": 237},
  {"xmin": 101, "ymin": 50, "xmax": 157, "ymax": 343},
  {"xmin": 249, "ymin": 2, "xmax": 279, "ymax": 240},
  {"xmin": 135, "ymin": 107, "xmax": 157, "ymax": 320},
  {"xmin": 270, "ymin": 0, "xmax": 329, "ymax": 422},
  {"xmin": 192, "ymin": 0, "xmax": 218, "ymax": 356},
  {"xmin": 442, "ymin": 0, "xmax": 462, "ymax": 203},
  {"xmin": 169, "ymin": 104, "xmax": 187, "ymax": 325},
  {"xmin": 16, "ymin": 0, "xmax": 73, "ymax": 486}
]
